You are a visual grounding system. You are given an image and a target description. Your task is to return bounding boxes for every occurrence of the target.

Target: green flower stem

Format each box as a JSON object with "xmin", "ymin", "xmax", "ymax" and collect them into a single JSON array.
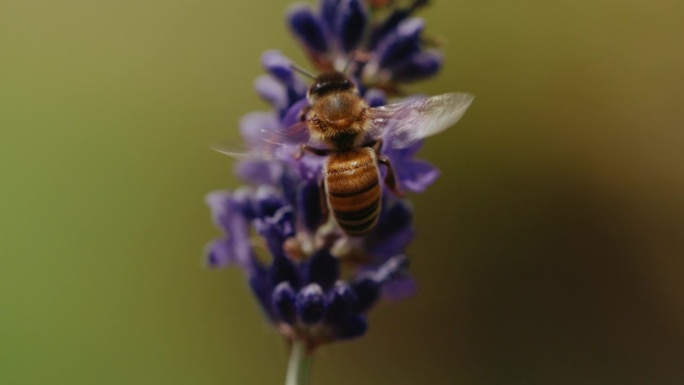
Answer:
[{"xmin": 285, "ymin": 341, "xmax": 312, "ymax": 385}]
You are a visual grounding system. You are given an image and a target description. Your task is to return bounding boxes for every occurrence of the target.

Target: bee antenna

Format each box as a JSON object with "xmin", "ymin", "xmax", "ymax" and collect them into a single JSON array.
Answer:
[{"xmin": 290, "ymin": 64, "xmax": 316, "ymax": 80}]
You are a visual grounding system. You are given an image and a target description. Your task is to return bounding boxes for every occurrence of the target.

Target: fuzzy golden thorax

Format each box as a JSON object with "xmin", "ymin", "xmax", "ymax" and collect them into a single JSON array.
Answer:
[{"xmin": 307, "ymin": 91, "xmax": 368, "ymax": 151}]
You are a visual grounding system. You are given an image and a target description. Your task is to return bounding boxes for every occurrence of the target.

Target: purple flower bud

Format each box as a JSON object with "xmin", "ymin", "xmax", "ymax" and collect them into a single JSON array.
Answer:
[
  {"xmin": 204, "ymin": 238, "xmax": 231, "ymax": 268},
  {"xmin": 320, "ymin": 0, "xmax": 341, "ymax": 30},
  {"xmin": 270, "ymin": 255, "xmax": 300, "ymax": 289},
  {"xmin": 249, "ymin": 263, "xmax": 276, "ymax": 321},
  {"xmin": 350, "ymin": 277, "xmax": 380, "ymax": 313},
  {"xmin": 296, "ymin": 284, "xmax": 327, "ymax": 324},
  {"xmin": 287, "ymin": 4, "xmax": 329, "ymax": 53},
  {"xmin": 335, "ymin": 0, "xmax": 367, "ymax": 53},
  {"xmin": 254, "ymin": 75, "xmax": 288, "ymax": 111},
  {"xmin": 305, "ymin": 249, "xmax": 339, "ymax": 290},
  {"xmin": 391, "ymin": 50, "xmax": 443, "ymax": 82},
  {"xmin": 369, "ymin": 0, "xmax": 430, "ymax": 48},
  {"xmin": 280, "ymin": 98, "xmax": 310, "ymax": 129},
  {"xmin": 272, "ymin": 282, "xmax": 297, "ymax": 324},
  {"xmin": 205, "ymin": 190, "xmax": 255, "ymax": 270},
  {"xmin": 334, "ymin": 315, "xmax": 368, "ymax": 340},
  {"xmin": 325, "ymin": 282, "xmax": 356, "ymax": 323},
  {"xmin": 370, "ymin": 9, "xmax": 411, "ymax": 48},
  {"xmin": 254, "ymin": 185, "xmax": 287, "ymax": 218},
  {"xmin": 261, "ymin": 50, "xmax": 295, "ymax": 84},
  {"xmin": 375, "ymin": 18, "xmax": 424, "ymax": 68},
  {"xmin": 255, "ymin": 206, "xmax": 296, "ymax": 257},
  {"xmin": 260, "ymin": 51, "xmax": 309, "ymax": 113}
]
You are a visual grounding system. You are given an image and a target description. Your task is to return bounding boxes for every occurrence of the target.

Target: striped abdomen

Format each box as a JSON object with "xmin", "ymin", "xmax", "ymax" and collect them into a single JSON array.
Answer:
[{"xmin": 324, "ymin": 148, "xmax": 381, "ymax": 236}]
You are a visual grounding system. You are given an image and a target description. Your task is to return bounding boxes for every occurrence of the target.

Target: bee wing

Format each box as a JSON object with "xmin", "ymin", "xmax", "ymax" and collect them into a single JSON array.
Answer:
[
  {"xmin": 211, "ymin": 122, "xmax": 326, "ymax": 160},
  {"xmin": 368, "ymin": 93, "xmax": 474, "ymax": 148},
  {"xmin": 251, "ymin": 120, "xmax": 310, "ymax": 150},
  {"xmin": 212, "ymin": 120, "xmax": 311, "ymax": 160}
]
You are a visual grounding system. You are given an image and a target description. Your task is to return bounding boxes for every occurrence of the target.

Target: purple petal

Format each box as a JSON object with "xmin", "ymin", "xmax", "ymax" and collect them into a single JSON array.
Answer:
[
  {"xmin": 391, "ymin": 50, "xmax": 443, "ymax": 82},
  {"xmin": 205, "ymin": 190, "xmax": 255, "ymax": 271},
  {"xmin": 204, "ymin": 238, "xmax": 232, "ymax": 268},
  {"xmin": 296, "ymin": 284, "xmax": 327, "ymax": 324},
  {"xmin": 370, "ymin": 9, "xmax": 410, "ymax": 48},
  {"xmin": 350, "ymin": 277, "xmax": 380, "ymax": 313},
  {"xmin": 280, "ymin": 98, "xmax": 310, "ymax": 130},
  {"xmin": 254, "ymin": 206, "xmax": 296, "ymax": 257},
  {"xmin": 205, "ymin": 191, "xmax": 233, "ymax": 231},
  {"xmin": 287, "ymin": 4, "xmax": 329, "ymax": 53},
  {"xmin": 375, "ymin": 18, "xmax": 424, "ymax": 68},
  {"xmin": 259, "ymin": 51, "xmax": 309, "ymax": 113},
  {"xmin": 320, "ymin": 0, "xmax": 342, "ymax": 30},
  {"xmin": 249, "ymin": 263, "xmax": 277, "ymax": 321},
  {"xmin": 335, "ymin": 0, "xmax": 368, "ymax": 52},
  {"xmin": 294, "ymin": 152, "xmax": 324, "ymax": 183},
  {"xmin": 254, "ymin": 75, "xmax": 288, "ymax": 110},
  {"xmin": 254, "ymin": 185, "xmax": 288, "ymax": 218},
  {"xmin": 270, "ymin": 254, "xmax": 301, "ymax": 289},
  {"xmin": 305, "ymin": 249, "xmax": 339, "ymax": 291},
  {"xmin": 272, "ymin": 282, "xmax": 297, "ymax": 324},
  {"xmin": 381, "ymin": 275, "xmax": 417, "ymax": 301},
  {"xmin": 261, "ymin": 50, "xmax": 295, "ymax": 84},
  {"xmin": 325, "ymin": 282, "xmax": 356, "ymax": 323},
  {"xmin": 398, "ymin": 159, "xmax": 441, "ymax": 193},
  {"xmin": 369, "ymin": 0, "xmax": 430, "ymax": 48}
]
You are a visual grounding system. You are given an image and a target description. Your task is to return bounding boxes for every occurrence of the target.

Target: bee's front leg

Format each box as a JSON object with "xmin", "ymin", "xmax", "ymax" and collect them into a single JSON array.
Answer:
[{"xmin": 295, "ymin": 144, "xmax": 330, "ymax": 160}]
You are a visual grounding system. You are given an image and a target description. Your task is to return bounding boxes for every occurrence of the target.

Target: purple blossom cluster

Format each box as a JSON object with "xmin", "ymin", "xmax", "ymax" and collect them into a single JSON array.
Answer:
[{"xmin": 206, "ymin": 0, "xmax": 444, "ymax": 349}]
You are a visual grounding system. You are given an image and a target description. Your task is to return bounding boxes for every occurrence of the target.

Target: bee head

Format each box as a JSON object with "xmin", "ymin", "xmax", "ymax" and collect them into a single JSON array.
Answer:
[{"xmin": 307, "ymin": 71, "xmax": 356, "ymax": 102}]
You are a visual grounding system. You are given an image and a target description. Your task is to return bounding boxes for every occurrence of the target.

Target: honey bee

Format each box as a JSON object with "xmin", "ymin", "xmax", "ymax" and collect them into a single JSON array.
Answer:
[{"xmin": 297, "ymin": 71, "xmax": 474, "ymax": 236}]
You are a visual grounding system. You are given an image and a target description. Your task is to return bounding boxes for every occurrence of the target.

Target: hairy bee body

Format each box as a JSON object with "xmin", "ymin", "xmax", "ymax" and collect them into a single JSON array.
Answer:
[
  {"xmin": 298, "ymin": 70, "xmax": 473, "ymax": 237},
  {"xmin": 324, "ymin": 148, "xmax": 382, "ymax": 236}
]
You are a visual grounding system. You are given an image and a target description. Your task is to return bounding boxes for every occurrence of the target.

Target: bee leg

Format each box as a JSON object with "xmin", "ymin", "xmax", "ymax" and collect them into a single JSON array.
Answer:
[
  {"xmin": 377, "ymin": 156, "xmax": 404, "ymax": 197},
  {"xmin": 296, "ymin": 144, "xmax": 330, "ymax": 160},
  {"xmin": 370, "ymin": 139, "xmax": 404, "ymax": 197}
]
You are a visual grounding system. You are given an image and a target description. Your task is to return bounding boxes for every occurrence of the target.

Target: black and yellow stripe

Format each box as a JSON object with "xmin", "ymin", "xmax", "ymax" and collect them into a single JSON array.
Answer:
[{"xmin": 324, "ymin": 148, "xmax": 382, "ymax": 236}]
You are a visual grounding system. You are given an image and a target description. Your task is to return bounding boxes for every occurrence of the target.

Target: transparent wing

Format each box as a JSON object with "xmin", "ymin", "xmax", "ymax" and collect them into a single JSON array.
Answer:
[
  {"xmin": 212, "ymin": 120, "xmax": 311, "ymax": 160},
  {"xmin": 368, "ymin": 92, "xmax": 474, "ymax": 148},
  {"xmin": 250, "ymin": 120, "xmax": 310, "ymax": 152}
]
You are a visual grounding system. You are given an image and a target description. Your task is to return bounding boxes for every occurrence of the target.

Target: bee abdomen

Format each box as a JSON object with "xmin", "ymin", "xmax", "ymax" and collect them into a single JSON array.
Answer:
[{"xmin": 325, "ymin": 150, "xmax": 382, "ymax": 236}]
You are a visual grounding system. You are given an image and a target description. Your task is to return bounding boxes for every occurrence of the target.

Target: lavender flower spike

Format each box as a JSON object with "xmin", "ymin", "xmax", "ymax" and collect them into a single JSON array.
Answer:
[{"xmin": 205, "ymin": 1, "xmax": 473, "ymax": 383}]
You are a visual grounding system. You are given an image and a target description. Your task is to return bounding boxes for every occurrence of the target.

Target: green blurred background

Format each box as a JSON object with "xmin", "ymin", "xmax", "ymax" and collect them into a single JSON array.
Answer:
[{"xmin": 2, "ymin": 0, "xmax": 683, "ymax": 384}]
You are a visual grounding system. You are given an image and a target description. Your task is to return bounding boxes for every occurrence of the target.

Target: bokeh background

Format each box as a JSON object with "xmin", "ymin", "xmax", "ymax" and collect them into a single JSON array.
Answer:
[{"xmin": 2, "ymin": 0, "xmax": 683, "ymax": 384}]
